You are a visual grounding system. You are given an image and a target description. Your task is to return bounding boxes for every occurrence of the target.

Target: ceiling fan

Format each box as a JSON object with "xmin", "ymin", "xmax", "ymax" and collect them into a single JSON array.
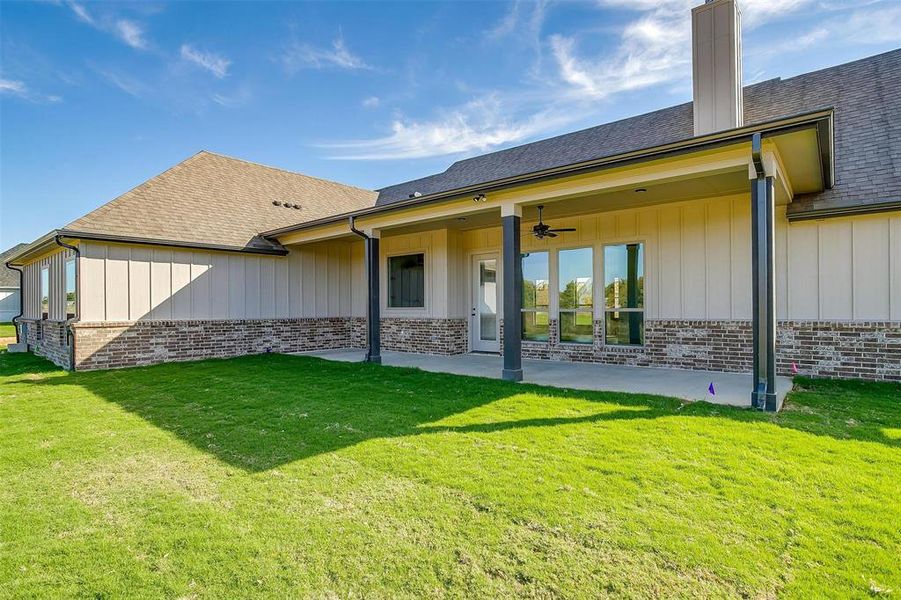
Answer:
[{"xmin": 531, "ymin": 205, "xmax": 576, "ymax": 240}]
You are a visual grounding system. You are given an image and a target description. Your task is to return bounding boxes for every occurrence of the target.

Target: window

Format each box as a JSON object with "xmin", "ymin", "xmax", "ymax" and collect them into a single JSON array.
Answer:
[
  {"xmin": 388, "ymin": 253, "xmax": 425, "ymax": 308},
  {"xmin": 65, "ymin": 258, "xmax": 76, "ymax": 319},
  {"xmin": 521, "ymin": 251, "xmax": 549, "ymax": 341},
  {"xmin": 40, "ymin": 266, "xmax": 49, "ymax": 319},
  {"xmin": 558, "ymin": 247, "xmax": 593, "ymax": 343},
  {"xmin": 604, "ymin": 243, "xmax": 644, "ymax": 345}
]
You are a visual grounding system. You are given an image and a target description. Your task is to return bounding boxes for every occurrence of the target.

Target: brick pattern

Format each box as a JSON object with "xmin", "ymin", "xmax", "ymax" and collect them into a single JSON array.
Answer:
[
  {"xmin": 20, "ymin": 318, "xmax": 71, "ymax": 369},
  {"xmin": 501, "ymin": 318, "xmax": 900, "ymax": 381},
  {"xmin": 380, "ymin": 318, "xmax": 468, "ymax": 355},
  {"xmin": 71, "ymin": 318, "xmax": 353, "ymax": 371},
  {"xmin": 350, "ymin": 317, "xmax": 367, "ymax": 349},
  {"xmin": 778, "ymin": 321, "xmax": 900, "ymax": 382}
]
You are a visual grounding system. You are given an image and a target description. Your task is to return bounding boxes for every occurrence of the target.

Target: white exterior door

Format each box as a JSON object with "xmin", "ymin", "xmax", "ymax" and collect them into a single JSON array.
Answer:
[{"xmin": 471, "ymin": 254, "xmax": 499, "ymax": 353}]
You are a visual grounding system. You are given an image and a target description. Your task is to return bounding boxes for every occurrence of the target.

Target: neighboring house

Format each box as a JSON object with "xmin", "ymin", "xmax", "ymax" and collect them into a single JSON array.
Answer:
[
  {"xmin": 6, "ymin": 0, "xmax": 900, "ymax": 410},
  {"xmin": 0, "ymin": 244, "xmax": 28, "ymax": 322}
]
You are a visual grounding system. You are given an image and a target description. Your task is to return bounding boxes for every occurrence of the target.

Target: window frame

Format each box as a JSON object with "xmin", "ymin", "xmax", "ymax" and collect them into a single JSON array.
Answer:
[
  {"xmin": 65, "ymin": 257, "xmax": 77, "ymax": 320},
  {"xmin": 40, "ymin": 265, "xmax": 50, "ymax": 320},
  {"xmin": 520, "ymin": 250, "xmax": 550, "ymax": 342},
  {"xmin": 556, "ymin": 246, "xmax": 595, "ymax": 344},
  {"xmin": 601, "ymin": 240, "xmax": 646, "ymax": 347},
  {"xmin": 386, "ymin": 251, "xmax": 427, "ymax": 310}
]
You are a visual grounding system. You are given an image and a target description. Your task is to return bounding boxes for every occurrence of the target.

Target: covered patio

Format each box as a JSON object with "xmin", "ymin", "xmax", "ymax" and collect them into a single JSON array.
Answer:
[
  {"xmin": 268, "ymin": 110, "xmax": 832, "ymax": 413},
  {"xmin": 299, "ymin": 348, "xmax": 792, "ymax": 408}
]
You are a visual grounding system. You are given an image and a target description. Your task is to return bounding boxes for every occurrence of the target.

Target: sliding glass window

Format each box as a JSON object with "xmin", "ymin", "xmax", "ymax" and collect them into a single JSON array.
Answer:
[
  {"xmin": 603, "ymin": 243, "xmax": 644, "ymax": 345},
  {"xmin": 521, "ymin": 251, "xmax": 549, "ymax": 342},
  {"xmin": 558, "ymin": 247, "xmax": 593, "ymax": 343}
]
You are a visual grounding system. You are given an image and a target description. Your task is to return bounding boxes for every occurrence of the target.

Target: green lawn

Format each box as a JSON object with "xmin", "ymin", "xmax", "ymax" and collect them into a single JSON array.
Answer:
[
  {"xmin": 0, "ymin": 322, "xmax": 15, "ymax": 338},
  {"xmin": 1, "ymin": 352, "xmax": 898, "ymax": 598}
]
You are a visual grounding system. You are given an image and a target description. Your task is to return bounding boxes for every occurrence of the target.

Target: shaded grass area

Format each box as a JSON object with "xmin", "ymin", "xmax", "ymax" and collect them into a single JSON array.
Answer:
[{"xmin": 1, "ymin": 351, "xmax": 898, "ymax": 598}]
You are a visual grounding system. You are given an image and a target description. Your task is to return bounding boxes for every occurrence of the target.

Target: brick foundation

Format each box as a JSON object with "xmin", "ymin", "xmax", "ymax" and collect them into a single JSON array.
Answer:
[
  {"xmin": 71, "ymin": 318, "xmax": 353, "ymax": 371},
  {"xmin": 380, "ymin": 318, "xmax": 468, "ymax": 355},
  {"xmin": 501, "ymin": 318, "xmax": 899, "ymax": 382},
  {"xmin": 19, "ymin": 313, "xmax": 896, "ymax": 381},
  {"xmin": 19, "ymin": 319, "xmax": 72, "ymax": 370}
]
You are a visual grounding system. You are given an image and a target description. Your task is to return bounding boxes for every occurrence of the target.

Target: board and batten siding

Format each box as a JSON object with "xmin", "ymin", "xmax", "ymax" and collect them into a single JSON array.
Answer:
[
  {"xmin": 21, "ymin": 248, "xmax": 74, "ymax": 321},
  {"xmin": 78, "ymin": 240, "xmax": 363, "ymax": 323},
  {"xmin": 459, "ymin": 194, "xmax": 900, "ymax": 322}
]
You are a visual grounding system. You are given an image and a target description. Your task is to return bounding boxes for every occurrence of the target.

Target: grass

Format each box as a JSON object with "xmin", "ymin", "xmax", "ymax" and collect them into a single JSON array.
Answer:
[
  {"xmin": 0, "ymin": 351, "xmax": 898, "ymax": 598},
  {"xmin": 0, "ymin": 322, "xmax": 15, "ymax": 338}
]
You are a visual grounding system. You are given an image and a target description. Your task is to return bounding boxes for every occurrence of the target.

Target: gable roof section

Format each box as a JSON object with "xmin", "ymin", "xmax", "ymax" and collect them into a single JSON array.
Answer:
[
  {"xmin": 376, "ymin": 49, "xmax": 901, "ymax": 219},
  {"xmin": 65, "ymin": 151, "xmax": 378, "ymax": 252},
  {"xmin": 0, "ymin": 244, "xmax": 28, "ymax": 287}
]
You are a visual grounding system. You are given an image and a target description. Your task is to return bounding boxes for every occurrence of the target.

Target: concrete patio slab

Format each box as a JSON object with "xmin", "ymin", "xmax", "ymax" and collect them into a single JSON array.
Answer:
[{"xmin": 297, "ymin": 349, "xmax": 792, "ymax": 409}]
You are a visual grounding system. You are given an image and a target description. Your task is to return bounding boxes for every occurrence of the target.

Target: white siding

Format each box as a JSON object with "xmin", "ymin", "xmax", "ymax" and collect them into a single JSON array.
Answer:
[
  {"xmin": 782, "ymin": 211, "xmax": 898, "ymax": 321},
  {"xmin": 21, "ymin": 248, "xmax": 74, "ymax": 321},
  {"xmin": 77, "ymin": 240, "xmax": 358, "ymax": 323}
]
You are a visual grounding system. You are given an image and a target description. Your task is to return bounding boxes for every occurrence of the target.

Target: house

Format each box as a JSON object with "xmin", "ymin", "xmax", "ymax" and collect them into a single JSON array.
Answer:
[
  {"xmin": 0, "ymin": 244, "xmax": 28, "ymax": 323},
  {"xmin": 6, "ymin": 0, "xmax": 900, "ymax": 410}
]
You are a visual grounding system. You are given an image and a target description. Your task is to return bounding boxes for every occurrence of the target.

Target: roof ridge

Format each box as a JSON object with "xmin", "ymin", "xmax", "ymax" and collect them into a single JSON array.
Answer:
[{"xmin": 198, "ymin": 150, "xmax": 376, "ymax": 195}]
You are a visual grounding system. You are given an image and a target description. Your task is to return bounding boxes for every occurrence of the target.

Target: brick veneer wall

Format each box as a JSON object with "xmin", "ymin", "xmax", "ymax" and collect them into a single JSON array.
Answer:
[
  {"xmin": 20, "ymin": 318, "xmax": 72, "ymax": 370},
  {"xmin": 500, "ymin": 318, "xmax": 900, "ymax": 382},
  {"xmin": 777, "ymin": 321, "xmax": 899, "ymax": 382},
  {"xmin": 350, "ymin": 317, "xmax": 367, "ymax": 350},
  {"xmin": 380, "ymin": 318, "xmax": 468, "ymax": 355},
  {"xmin": 71, "ymin": 318, "xmax": 353, "ymax": 371}
]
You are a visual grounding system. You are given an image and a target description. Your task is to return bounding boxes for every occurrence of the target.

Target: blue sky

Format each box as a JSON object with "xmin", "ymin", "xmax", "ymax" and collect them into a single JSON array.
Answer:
[{"xmin": 2, "ymin": 0, "xmax": 899, "ymax": 247}]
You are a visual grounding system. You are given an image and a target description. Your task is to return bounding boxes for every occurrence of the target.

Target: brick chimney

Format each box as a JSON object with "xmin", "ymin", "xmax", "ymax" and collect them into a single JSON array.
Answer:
[{"xmin": 691, "ymin": 0, "xmax": 743, "ymax": 136}]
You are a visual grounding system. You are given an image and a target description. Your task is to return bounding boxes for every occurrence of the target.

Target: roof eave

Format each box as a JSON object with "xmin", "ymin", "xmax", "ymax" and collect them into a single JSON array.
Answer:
[
  {"xmin": 6, "ymin": 230, "xmax": 289, "ymax": 265},
  {"xmin": 263, "ymin": 107, "xmax": 835, "ymax": 239}
]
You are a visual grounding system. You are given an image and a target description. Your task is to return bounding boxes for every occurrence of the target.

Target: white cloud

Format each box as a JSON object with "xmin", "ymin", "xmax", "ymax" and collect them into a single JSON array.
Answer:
[
  {"xmin": 362, "ymin": 96, "xmax": 380, "ymax": 108},
  {"xmin": 0, "ymin": 77, "xmax": 62, "ymax": 103},
  {"xmin": 321, "ymin": 94, "xmax": 570, "ymax": 160},
  {"xmin": 93, "ymin": 67, "xmax": 149, "ymax": 98},
  {"xmin": 68, "ymin": 1, "xmax": 94, "ymax": 25},
  {"xmin": 0, "ymin": 79, "xmax": 27, "ymax": 95},
  {"xmin": 212, "ymin": 86, "xmax": 252, "ymax": 108},
  {"xmin": 551, "ymin": 0, "xmax": 826, "ymax": 101},
  {"xmin": 114, "ymin": 19, "xmax": 147, "ymax": 50},
  {"xmin": 485, "ymin": 1, "xmax": 520, "ymax": 40},
  {"xmin": 181, "ymin": 44, "xmax": 231, "ymax": 78},
  {"xmin": 839, "ymin": 4, "xmax": 901, "ymax": 44},
  {"xmin": 281, "ymin": 34, "xmax": 371, "ymax": 73},
  {"xmin": 322, "ymin": 0, "xmax": 894, "ymax": 161},
  {"xmin": 65, "ymin": 2, "xmax": 149, "ymax": 50}
]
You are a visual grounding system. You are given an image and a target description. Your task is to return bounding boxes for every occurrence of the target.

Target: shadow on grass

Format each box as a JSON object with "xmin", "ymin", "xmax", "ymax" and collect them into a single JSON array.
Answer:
[{"xmin": 3, "ymin": 350, "xmax": 899, "ymax": 473}]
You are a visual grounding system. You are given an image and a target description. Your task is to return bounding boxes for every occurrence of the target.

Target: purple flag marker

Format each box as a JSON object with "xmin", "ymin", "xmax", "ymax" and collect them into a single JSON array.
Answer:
[{"xmin": 708, "ymin": 382, "xmax": 715, "ymax": 396}]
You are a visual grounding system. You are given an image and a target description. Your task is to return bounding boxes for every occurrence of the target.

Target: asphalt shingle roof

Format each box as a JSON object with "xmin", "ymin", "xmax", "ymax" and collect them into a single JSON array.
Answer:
[
  {"xmin": 376, "ymin": 49, "xmax": 901, "ymax": 218},
  {"xmin": 65, "ymin": 151, "xmax": 378, "ymax": 251},
  {"xmin": 0, "ymin": 244, "xmax": 28, "ymax": 287}
]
